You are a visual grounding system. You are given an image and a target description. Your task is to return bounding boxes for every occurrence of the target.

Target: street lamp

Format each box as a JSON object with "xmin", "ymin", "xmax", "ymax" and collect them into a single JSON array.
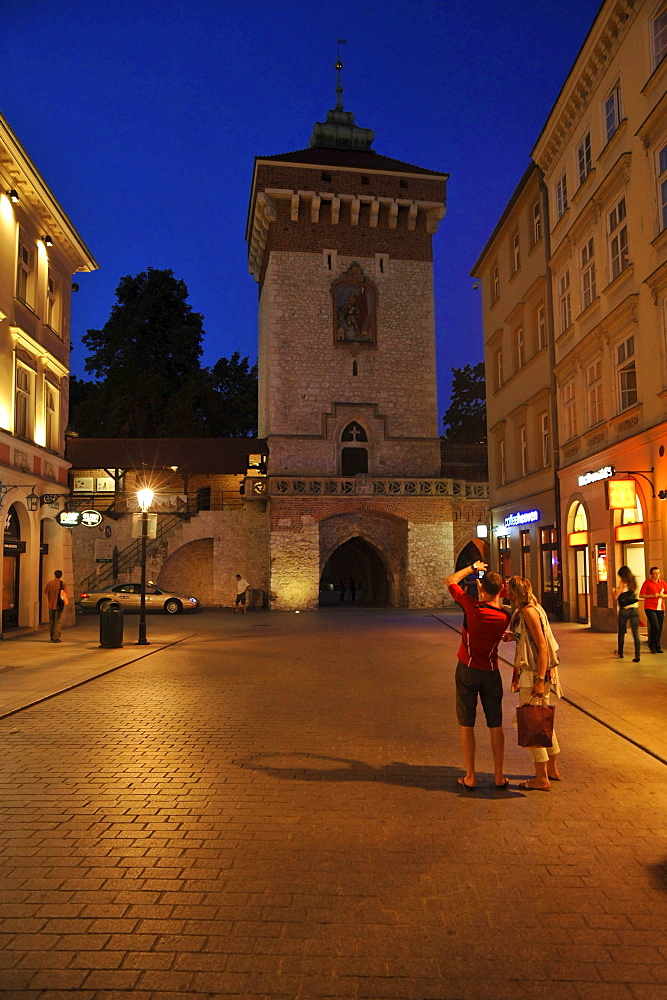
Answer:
[{"xmin": 136, "ymin": 487, "xmax": 154, "ymax": 645}]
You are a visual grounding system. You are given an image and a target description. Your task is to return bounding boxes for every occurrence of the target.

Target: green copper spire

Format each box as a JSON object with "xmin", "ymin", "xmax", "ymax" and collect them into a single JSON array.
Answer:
[{"xmin": 309, "ymin": 46, "xmax": 374, "ymax": 150}]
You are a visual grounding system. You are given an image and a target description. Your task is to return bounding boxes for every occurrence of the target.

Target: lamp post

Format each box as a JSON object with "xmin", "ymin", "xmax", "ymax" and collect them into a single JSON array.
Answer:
[{"xmin": 136, "ymin": 488, "xmax": 154, "ymax": 645}]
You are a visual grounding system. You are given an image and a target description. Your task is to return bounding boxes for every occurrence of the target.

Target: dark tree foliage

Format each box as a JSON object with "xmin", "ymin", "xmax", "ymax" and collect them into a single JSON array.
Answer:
[
  {"xmin": 442, "ymin": 362, "xmax": 487, "ymax": 444},
  {"xmin": 68, "ymin": 269, "xmax": 258, "ymax": 438}
]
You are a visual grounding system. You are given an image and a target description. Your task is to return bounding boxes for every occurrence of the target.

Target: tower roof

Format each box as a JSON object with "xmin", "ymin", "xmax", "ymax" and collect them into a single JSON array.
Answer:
[
  {"xmin": 255, "ymin": 146, "xmax": 446, "ymax": 178},
  {"xmin": 309, "ymin": 52, "xmax": 375, "ymax": 151}
]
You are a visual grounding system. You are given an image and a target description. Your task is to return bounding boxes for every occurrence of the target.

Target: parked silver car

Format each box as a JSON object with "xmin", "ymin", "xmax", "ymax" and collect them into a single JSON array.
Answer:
[{"xmin": 77, "ymin": 583, "xmax": 199, "ymax": 614}]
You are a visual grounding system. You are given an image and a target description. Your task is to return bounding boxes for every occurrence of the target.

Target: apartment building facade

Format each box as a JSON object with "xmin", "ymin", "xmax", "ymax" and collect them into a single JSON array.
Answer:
[
  {"xmin": 474, "ymin": 0, "xmax": 667, "ymax": 629},
  {"xmin": 0, "ymin": 114, "xmax": 97, "ymax": 632},
  {"xmin": 472, "ymin": 164, "xmax": 561, "ymax": 616}
]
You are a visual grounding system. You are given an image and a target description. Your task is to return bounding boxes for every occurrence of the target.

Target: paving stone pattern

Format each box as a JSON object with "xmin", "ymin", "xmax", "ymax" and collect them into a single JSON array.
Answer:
[{"xmin": 0, "ymin": 610, "xmax": 666, "ymax": 1000}]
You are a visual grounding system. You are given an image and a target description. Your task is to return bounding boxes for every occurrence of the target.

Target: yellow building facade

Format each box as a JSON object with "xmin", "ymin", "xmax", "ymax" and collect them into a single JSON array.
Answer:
[
  {"xmin": 0, "ymin": 114, "xmax": 96, "ymax": 632},
  {"xmin": 475, "ymin": 0, "xmax": 667, "ymax": 629}
]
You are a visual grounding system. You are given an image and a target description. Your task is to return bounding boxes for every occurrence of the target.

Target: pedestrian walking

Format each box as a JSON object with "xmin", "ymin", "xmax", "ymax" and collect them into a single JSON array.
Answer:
[
  {"xmin": 234, "ymin": 574, "xmax": 250, "ymax": 614},
  {"xmin": 445, "ymin": 559, "xmax": 510, "ymax": 790},
  {"xmin": 504, "ymin": 576, "xmax": 563, "ymax": 791},
  {"xmin": 44, "ymin": 569, "xmax": 67, "ymax": 642},
  {"xmin": 612, "ymin": 566, "xmax": 640, "ymax": 662},
  {"xmin": 639, "ymin": 566, "xmax": 667, "ymax": 654}
]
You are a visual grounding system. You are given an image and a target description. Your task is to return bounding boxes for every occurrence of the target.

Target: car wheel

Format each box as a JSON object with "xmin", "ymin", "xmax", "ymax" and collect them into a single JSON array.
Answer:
[
  {"xmin": 164, "ymin": 599, "xmax": 182, "ymax": 614},
  {"xmin": 97, "ymin": 599, "xmax": 112, "ymax": 612}
]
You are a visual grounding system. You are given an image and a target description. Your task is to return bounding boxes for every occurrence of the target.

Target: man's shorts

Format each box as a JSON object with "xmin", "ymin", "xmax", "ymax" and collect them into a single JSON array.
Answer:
[
  {"xmin": 235, "ymin": 592, "xmax": 246, "ymax": 605},
  {"xmin": 455, "ymin": 660, "xmax": 503, "ymax": 728}
]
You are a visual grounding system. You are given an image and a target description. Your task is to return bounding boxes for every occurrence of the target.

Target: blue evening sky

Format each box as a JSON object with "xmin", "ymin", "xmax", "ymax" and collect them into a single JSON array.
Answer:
[{"xmin": 4, "ymin": 0, "xmax": 601, "ymax": 419}]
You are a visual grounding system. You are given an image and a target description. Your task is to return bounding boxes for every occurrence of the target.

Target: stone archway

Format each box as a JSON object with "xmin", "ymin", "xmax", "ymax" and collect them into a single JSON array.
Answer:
[{"xmin": 320, "ymin": 536, "xmax": 391, "ymax": 606}]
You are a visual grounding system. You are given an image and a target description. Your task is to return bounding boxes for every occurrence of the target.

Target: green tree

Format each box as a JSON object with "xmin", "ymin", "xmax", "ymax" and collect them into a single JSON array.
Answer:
[
  {"xmin": 69, "ymin": 269, "xmax": 258, "ymax": 438},
  {"xmin": 442, "ymin": 362, "xmax": 487, "ymax": 444}
]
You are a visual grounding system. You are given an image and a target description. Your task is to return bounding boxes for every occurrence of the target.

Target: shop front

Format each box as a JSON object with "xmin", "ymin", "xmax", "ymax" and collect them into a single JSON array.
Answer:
[
  {"xmin": 559, "ymin": 456, "xmax": 662, "ymax": 631},
  {"xmin": 2, "ymin": 504, "xmax": 25, "ymax": 631},
  {"xmin": 490, "ymin": 491, "xmax": 560, "ymax": 617}
]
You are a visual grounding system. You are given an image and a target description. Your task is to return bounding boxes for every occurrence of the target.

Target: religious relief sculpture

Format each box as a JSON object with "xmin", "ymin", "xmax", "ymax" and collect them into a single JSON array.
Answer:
[{"xmin": 332, "ymin": 264, "xmax": 376, "ymax": 345}]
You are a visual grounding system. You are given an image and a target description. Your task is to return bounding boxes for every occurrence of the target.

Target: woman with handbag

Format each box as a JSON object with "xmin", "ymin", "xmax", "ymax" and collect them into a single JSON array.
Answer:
[
  {"xmin": 504, "ymin": 576, "xmax": 563, "ymax": 791},
  {"xmin": 612, "ymin": 566, "xmax": 641, "ymax": 662}
]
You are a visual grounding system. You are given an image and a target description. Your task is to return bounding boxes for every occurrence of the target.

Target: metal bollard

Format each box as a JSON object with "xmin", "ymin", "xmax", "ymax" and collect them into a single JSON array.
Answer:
[{"xmin": 99, "ymin": 601, "xmax": 124, "ymax": 648}]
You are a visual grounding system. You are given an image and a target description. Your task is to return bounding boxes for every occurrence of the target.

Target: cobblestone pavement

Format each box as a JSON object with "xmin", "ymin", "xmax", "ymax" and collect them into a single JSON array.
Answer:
[{"xmin": 0, "ymin": 610, "xmax": 666, "ymax": 1000}]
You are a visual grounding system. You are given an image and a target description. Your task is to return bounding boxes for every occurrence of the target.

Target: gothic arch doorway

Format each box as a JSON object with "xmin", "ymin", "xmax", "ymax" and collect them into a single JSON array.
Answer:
[{"xmin": 320, "ymin": 536, "xmax": 390, "ymax": 607}]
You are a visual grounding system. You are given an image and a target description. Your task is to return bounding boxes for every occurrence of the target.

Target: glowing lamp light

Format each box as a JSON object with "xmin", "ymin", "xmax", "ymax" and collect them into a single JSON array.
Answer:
[
  {"xmin": 42, "ymin": 234, "xmax": 53, "ymax": 247},
  {"xmin": 137, "ymin": 488, "xmax": 154, "ymax": 511},
  {"xmin": 476, "ymin": 524, "xmax": 488, "ymax": 538},
  {"xmin": 7, "ymin": 189, "xmax": 20, "ymax": 203}
]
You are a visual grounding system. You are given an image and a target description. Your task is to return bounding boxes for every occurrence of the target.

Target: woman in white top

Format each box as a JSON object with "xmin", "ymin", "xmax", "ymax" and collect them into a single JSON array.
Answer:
[{"xmin": 504, "ymin": 575, "xmax": 562, "ymax": 791}]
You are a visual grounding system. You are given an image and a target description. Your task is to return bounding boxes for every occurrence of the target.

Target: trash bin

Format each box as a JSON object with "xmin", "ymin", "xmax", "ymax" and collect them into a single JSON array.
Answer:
[{"xmin": 99, "ymin": 601, "xmax": 124, "ymax": 648}]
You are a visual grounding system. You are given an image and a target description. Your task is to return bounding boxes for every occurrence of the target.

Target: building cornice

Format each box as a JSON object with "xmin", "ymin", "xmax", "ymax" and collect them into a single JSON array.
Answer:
[
  {"xmin": 532, "ymin": 0, "xmax": 638, "ymax": 174},
  {"xmin": 0, "ymin": 114, "xmax": 98, "ymax": 272}
]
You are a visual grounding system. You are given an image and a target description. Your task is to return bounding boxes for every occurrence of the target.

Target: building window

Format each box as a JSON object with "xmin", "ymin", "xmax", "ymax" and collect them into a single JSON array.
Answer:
[
  {"xmin": 521, "ymin": 530, "xmax": 532, "ymax": 581},
  {"xmin": 45, "ymin": 385, "xmax": 57, "ymax": 450},
  {"xmin": 46, "ymin": 270, "xmax": 60, "ymax": 332},
  {"xmin": 17, "ymin": 236, "xmax": 34, "ymax": 306},
  {"xmin": 15, "ymin": 365, "xmax": 32, "ymax": 439},
  {"xmin": 541, "ymin": 527, "xmax": 559, "ymax": 595},
  {"xmin": 498, "ymin": 439, "xmax": 506, "ymax": 486},
  {"xmin": 658, "ymin": 143, "xmax": 667, "ymax": 232},
  {"xmin": 556, "ymin": 173, "xmax": 568, "ymax": 219},
  {"xmin": 533, "ymin": 201, "xmax": 542, "ymax": 245},
  {"xmin": 587, "ymin": 358, "xmax": 603, "ymax": 427},
  {"xmin": 563, "ymin": 377, "xmax": 577, "ymax": 441},
  {"xmin": 495, "ymin": 348, "xmax": 503, "ymax": 390},
  {"xmin": 498, "ymin": 533, "xmax": 511, "ymax": 578},
  {"xmin": 616, "ymin": 335, "xmax": 637, "ymax": 411},
  {"xmin": 609, "ymin": 196, "xmax": 629, "ymax": 280},
  {"xmin": 492, "ymin": 263, "xmax": 499, "ymax": 302},
  {"xmin": 652, "ymin": 4, "xmax": 667, "ymax": 68},
  {"xmin": 520, "ymin": 425, "xmax": 527, "ymax": 477},
  {"xmin": 559, "ymin": 269, "xmax": 571, "ymax": 334},
  {"xmin": 512, "ymin": 231, "xmax": 520, "ymax": 273},
  {"xmin": 580, "ymin": 236, "xmax": 597, "ymax": 308},
  {"xmin": 604, "ymin": 81, "xmax": 622, "ymax": 143},
  {"xmin": 578, "ymin": 131, "xmax": 592, "ymax": 185},
  {"xmin": 536, "ymin": 304, "xmax": 546, "ymax": 351},
  {"xmin": 540, "ymin": 412, "xmax": 550, "ymax": 468},
  {"xmin": 516, "ymin": 327, "xmax": 524, "ymax": 369}
]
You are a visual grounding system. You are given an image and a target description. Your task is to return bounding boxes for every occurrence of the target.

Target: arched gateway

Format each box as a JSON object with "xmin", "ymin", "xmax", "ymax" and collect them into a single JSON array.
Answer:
[{"xmin": 320, "ymin": 537, "xmax": 391, "ymax": 606}]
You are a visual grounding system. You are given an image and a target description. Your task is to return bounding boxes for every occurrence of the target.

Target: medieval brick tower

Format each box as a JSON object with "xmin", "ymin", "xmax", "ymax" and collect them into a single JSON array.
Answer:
[{"xmin": 246, "ymin": 63, "xmax": 486, "ymax": 610}]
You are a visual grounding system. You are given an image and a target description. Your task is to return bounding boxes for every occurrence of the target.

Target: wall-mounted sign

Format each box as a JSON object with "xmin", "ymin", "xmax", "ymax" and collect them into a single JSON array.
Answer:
[
  {"xmin": 578, "ymin": 465, "xmax": 615, "ymax": 487},
  {"xmin": 80, "ymin": 510, "xmax": 103, "ymax": 527},
  {"xmin": 476, "ymin": 524, "xmax": 488, "ymax": 538},
  {"xmin": 57, "ymin": 511, "xmax": 81, "ymax": 527},
  {"xmin": 56, "ymin": 510, "xmax": 103, "ymax": 527},
  {"xmin": 606, "ymin": 479, "xmax": 637, "ymax": 510},
  {"xmin": 568, "ymin": 530, "xmax": 589, "ymax": 547},
  {"xmin": 616, "ymin": 522, "xmax": 644, "ymax": 542},
  {"xmin": 504, "ymin": 510, "xmax": 540, "ymax": 528}
]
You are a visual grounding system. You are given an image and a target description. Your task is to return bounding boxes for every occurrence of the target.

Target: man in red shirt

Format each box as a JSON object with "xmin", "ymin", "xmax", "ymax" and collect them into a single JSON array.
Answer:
[
  {"xmin": 640, "ymin": 566, "xmax": 667, "ymax": 654},
  {"xmin": 445, "ymin": 559, "xmax": 511, "ymax": 790}
]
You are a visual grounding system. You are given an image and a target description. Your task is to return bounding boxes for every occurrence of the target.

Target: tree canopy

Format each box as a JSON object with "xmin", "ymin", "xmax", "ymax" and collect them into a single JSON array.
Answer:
[
  {"xmin": 441, "ymin": 362, "xmax": 487, "ymax": 444},
  {"xmin": 69, "ymin": 269, "xmax": 257, "ymax": 438}
]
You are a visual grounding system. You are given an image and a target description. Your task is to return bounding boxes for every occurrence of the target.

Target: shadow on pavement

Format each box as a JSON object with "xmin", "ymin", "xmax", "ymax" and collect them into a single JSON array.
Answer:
[{"xmin": 236, "ymin": 751, "xmax": 524, "ymax": 797}]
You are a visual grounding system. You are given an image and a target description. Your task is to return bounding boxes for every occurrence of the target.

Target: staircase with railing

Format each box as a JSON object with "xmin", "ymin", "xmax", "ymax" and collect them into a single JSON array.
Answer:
[{"xmin": 80, "ymin": 512, "xmax": 187, "ymax": 593}]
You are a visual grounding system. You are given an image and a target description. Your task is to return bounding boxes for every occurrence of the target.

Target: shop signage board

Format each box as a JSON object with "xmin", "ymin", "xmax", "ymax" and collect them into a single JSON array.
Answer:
[
  {"xmin": 578, "ymin": 465, "xmax": 615, "ymax": 487},
  {"xmin": 606, "ymin": 479, "xmax": 637, "ymax": 510},
  {"xmin": 504, "ymin": 509, "xmax": 540, "ymax": 529},
  {"xmin": 56, "ymin": 510, "xmax": 103, "ymax": 528}
]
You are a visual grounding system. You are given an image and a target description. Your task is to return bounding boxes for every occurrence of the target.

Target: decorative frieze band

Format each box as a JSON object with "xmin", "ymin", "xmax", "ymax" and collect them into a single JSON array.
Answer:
[{"xmin": 264, "ymin": 476, "xmax": 489, "ymax": 499}]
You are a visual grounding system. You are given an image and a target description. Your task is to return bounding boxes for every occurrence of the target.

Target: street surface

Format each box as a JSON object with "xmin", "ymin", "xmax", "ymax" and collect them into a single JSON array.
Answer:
[{"xmin": 0, "ymin": 610, "xmax": 666, "ymax": 1000}]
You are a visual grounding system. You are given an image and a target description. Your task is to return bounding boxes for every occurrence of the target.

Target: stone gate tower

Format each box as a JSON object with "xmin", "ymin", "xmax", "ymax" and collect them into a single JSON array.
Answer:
[{"xmin": 246, "ymin": 65, "xmax": 486, "ymax": 609}]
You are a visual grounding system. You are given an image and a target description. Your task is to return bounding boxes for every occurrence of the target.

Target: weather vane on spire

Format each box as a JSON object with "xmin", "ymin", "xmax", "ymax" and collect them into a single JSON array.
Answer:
[{"xmin": 335, "ymin": 39, "xmax": 347, "ymax": 111}]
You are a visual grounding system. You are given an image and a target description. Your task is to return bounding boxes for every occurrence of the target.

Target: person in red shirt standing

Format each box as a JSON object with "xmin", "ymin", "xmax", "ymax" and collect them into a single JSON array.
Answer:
[
  {"xmin": 445, "ymin": 559, "xmax": 511, "ymax": 790},
  {"xmin": 640, "ymin": 566, "xmax": 667, "ymax": 654}
]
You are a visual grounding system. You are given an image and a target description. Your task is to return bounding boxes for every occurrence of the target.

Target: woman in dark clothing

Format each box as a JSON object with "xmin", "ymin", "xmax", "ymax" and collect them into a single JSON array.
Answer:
[{"xmin": 612, "ymin": 566, "xmax": 641, "ymax": 662}]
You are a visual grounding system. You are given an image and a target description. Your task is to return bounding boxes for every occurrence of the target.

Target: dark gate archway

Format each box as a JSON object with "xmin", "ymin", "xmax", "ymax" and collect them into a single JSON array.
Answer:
[{"xmin": 320, "ymin": 537, "xmax": 390, "ymax": 606}]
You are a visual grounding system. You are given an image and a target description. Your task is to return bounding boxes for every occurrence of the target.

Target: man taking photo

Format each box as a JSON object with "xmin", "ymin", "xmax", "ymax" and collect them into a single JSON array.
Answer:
[{"xmin": 445, "ymin": 560, "xmax": 510, "ymax": 790}]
